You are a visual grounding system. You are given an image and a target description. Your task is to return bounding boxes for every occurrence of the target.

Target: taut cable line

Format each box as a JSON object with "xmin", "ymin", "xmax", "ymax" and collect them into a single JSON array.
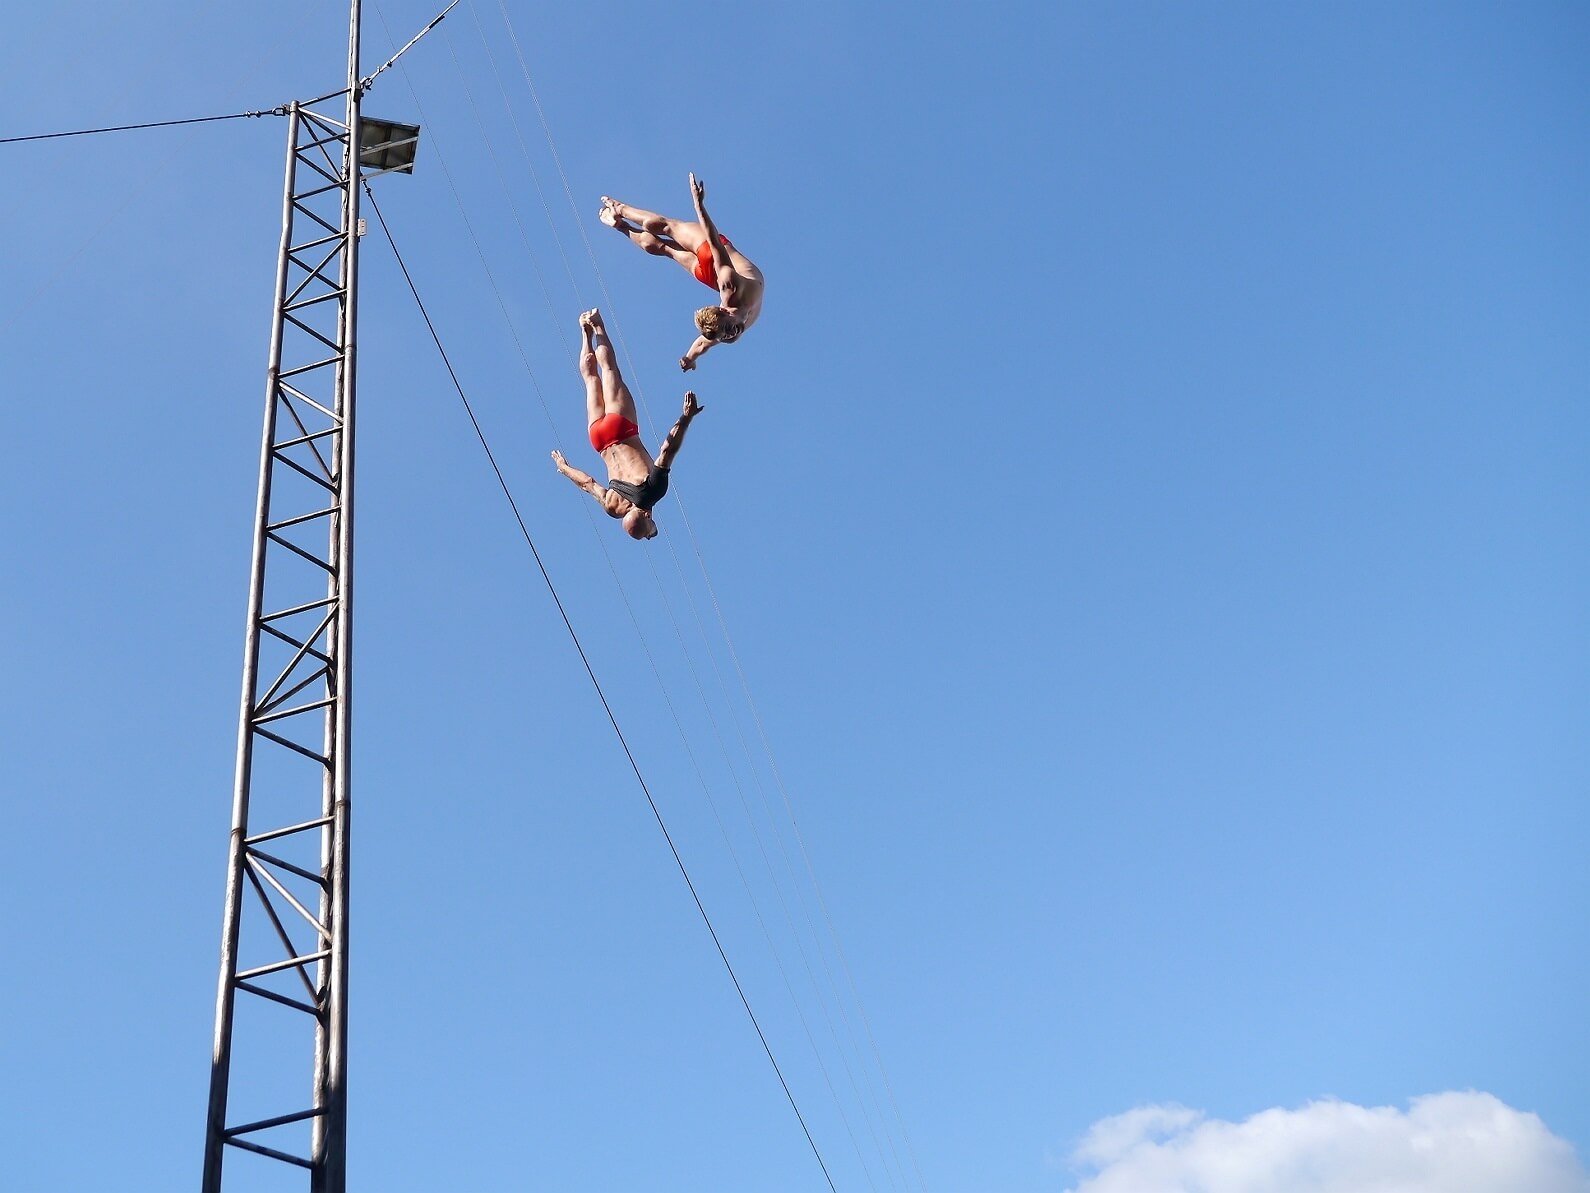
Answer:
[
  {"xmin": 0, "ymin": 107, "xmax": 284, "ymax": 145},
  {"xmin": 375, "ymin": 22, "xmax": 885, "ymax": 1176},
  {"xmin": 473, "ymin": 9, "xmax": 927, "ymax": 1182},
  {"xmin": 361, "ymin": 182, "xmax": 841, "ymax": 1193}
]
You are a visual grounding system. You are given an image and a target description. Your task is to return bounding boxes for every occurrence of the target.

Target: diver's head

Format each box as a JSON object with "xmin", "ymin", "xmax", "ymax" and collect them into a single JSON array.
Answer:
[
  {"xmin": 622, "ymin": 508, "xmax": 658, "ymax": 540},
  {"xmin": 694, "ymin": 306, "xmax": 743, "ymax": 344}
]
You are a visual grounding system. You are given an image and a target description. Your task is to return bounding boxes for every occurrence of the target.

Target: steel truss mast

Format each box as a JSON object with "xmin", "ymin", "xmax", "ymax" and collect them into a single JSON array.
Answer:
[{"xmin": 202, "ymin": 8, "xmax": 368, "ymax": 1188}]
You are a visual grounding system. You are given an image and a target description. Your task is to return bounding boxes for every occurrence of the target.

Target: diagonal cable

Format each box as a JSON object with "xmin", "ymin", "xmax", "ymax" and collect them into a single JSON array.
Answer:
[
  {"xmin": 361, "ymin": 182, "xmax": 839, "ymax": 1193},
  {"xmin": 472, "ymin": 12, "xmax": 927, "ymax": 1182},
  {"xmin": 0, "ymin": 107, "xmax": 281, "ymax": 145}
]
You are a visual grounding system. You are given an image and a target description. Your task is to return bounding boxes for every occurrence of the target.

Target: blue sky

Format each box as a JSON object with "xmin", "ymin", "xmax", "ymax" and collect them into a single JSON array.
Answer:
[{"xmin": 1, "ymin": 2, "xmax": 1585, "ymax": 1191}]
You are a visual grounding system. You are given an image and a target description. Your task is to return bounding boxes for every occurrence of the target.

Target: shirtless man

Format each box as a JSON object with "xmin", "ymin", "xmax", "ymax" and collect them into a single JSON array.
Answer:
[
  {"xmin": 598, "ymin": 172, "xmax": 764, "ymax": 372},
  {"xmin": 552, "ymin": 308, "xmax": 702, "ymax": 540}
]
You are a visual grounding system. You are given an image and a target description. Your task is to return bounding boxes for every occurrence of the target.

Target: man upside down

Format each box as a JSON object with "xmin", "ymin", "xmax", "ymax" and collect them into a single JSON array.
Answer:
[{"xmin": 552, "ymin": 308, "xmax": 702, "ymax": 540}]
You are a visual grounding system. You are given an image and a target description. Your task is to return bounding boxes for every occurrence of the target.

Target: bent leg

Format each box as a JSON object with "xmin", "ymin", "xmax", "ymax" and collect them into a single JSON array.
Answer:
[
  {"xmin": 619, "ymin": 224, "xmax": 697, "ymax": 270},
  {"xmin": 604, "ymin": 199, "xmax": 699, "ymax": 243},
  {"xmin": 602, "ymin": 197, "xmax": 708, "ymax": 268}
]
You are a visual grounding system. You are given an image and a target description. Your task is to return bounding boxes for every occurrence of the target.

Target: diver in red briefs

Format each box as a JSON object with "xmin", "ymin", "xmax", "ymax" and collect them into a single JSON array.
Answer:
[
  {"xmin": 552, "ymin": 309, "xmax": 703, "ymax": 541},
  {"xmin": 599, "ymin": 172, "xmax": 764, "ymax": 372}
]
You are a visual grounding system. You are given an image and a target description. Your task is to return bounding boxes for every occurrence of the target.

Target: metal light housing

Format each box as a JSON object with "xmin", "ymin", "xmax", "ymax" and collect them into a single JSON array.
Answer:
[{"xmin": 359, "ymin": 117, "xmax": 420, "ymax": 176}]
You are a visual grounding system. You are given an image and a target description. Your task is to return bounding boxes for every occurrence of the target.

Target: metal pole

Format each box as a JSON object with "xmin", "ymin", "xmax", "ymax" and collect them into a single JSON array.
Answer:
[
  {"xmin": 311, "ymin": 3, "xmax": 360, "ymax": 1188},
  {"xmin": 202, "ymin": 101, "xmax": 302, "ymax": 1193}
]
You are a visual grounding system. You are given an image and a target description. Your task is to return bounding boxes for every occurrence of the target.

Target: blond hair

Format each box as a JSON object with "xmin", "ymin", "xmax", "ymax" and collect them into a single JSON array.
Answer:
[{"xmin": 695, "ymin": 305, "xmax": 734, "ymax": 341}]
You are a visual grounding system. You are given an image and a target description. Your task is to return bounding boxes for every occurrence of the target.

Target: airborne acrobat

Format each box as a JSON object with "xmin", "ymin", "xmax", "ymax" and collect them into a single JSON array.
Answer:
[
  {"xmin": 599, "ymin": 172, "xmax": 765, "ymax": 371},
  {"xmin": 551, "ymin": 308, "xmax": 703, "ymax": 540}
]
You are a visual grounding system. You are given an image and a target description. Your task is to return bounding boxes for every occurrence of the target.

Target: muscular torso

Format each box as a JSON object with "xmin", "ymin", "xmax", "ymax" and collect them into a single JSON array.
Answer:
[
  {"xmin": 723, "ymin": 248, "xmax": 765, "ymax": 329},
  {"xmin": 599, "ymin": 438, "xmax": 658, "ymax": 514},
  {"xmin": 601, "ymin": 439, "xmax": 654, "ymax": 486}
]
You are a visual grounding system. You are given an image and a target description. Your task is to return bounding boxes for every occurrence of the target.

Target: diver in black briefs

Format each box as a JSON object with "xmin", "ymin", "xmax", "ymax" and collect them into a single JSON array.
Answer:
[{"xmin": 551, "ymin": 308, "xmax": 702, "ymax": 540}]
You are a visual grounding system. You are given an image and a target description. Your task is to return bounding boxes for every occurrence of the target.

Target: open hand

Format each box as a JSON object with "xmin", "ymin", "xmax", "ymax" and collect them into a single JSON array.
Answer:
[
  {"xmin": 683, "ymin": 391, "xmax": 703, "ymax": 418},
  {"xmin": 551, "ymin": 449, "xmax": 567, "ymax": 470},
  {"xmin": 689, "ymin": 172, "xmax": 705, "ymax": 206}
]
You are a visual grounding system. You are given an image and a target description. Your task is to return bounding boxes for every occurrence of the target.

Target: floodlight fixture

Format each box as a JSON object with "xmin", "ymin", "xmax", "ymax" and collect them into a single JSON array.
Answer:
[{"xmin": 359, "ymin": 117, "xmax": 420, "ymax": 177}]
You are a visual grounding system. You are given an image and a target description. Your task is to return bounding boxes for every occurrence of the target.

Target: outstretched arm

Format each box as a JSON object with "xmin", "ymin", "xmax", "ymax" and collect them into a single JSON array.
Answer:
[
  {"xmin": 551, "ymin": 450, "xmax": 609, "ymax": 503},
  {"xmin": 689, "ymin": 173, "xmax": 735, "ymax": 290},
  {"xmin": 679, "ymin": 336, "xmax": 717, "ymax": 372},
  {"xmin": 655, "ymin": 392, "xmax": 703, "ymax": 469}
]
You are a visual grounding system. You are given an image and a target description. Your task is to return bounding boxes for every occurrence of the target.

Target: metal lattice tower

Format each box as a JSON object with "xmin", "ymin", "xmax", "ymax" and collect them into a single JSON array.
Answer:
[{"xmin": 202, "ymin": 7, "xmax": 367, "ymax": 1188}]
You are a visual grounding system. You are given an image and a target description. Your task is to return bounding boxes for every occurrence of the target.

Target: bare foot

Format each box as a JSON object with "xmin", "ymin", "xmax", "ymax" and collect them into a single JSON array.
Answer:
[
  {"xmin": 579, "ymin": 307, "xmax": 600, "ymax": 330},
  {"xmin": 598, "ymin": 196, "xmax": 624, "ymax": 229}
]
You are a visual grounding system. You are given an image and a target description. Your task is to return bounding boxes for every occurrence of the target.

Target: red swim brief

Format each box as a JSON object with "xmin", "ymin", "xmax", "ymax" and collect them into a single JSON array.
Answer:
[
  {"xmin": 692, "ymin": 235, "xmax": 732, "ymax": 287},
  {"xmin": 589, "ymin": 412, "xmax": 640, "ymax": 452}
]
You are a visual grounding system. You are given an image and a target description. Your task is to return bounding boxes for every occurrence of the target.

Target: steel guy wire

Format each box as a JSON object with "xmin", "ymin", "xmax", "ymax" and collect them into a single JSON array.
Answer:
[
  {"xmin": 408, "ymin": 20, "xmax": 882, "ymax": 1177},
  {"xmin": 362, "ymin": 183, "xmax": 840, "ymax": 1193},
  {"xmin": 482, "ymin": 7, "xmax": 926, "ymax": 1183}
]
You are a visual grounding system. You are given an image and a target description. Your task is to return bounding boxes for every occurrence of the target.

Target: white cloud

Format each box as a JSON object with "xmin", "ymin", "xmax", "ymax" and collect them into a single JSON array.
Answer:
[{"xmin": 1064, "ymin": 1091, "xmax": 1590, "ymax": 1193}]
